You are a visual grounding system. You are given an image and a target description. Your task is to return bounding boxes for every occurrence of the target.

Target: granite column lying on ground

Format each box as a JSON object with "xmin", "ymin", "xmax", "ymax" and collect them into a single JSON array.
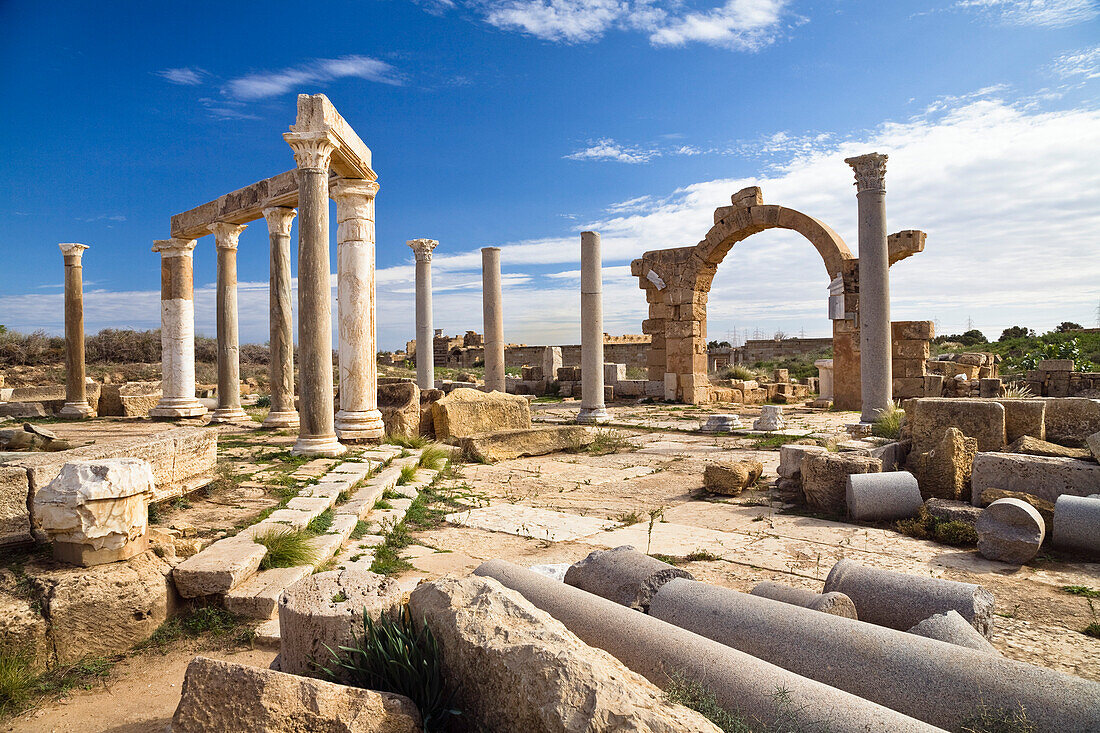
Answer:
[
  {"xmin": 846, "ymin": 152, "xmax": 892, "ymax": 422},
  {"xmin": 333, "ymin": 178, "xmax": 384, "ymax": 441},
  {"xmin": 482, "ymin": 247, "xmax": 505, "ymax": 392},
  {"xmin": 285, "ymin": 130, "xmax": 345, "ymax": 456},
  {"xmin": 150, "ymin": 238, "xmax": 207, "ymax": 418},
  {"xmin": 578, "ymin": 231, "xmax": 610, "ymax": 424},
  {"xmin": 261, "ymin": 206, "xmax": 299, "ymax": 429},
  {"xmin": 58, "ymin": 243, "xmax": 94, "ymax": 418},
  {"xmin": 211, "ymin": 222, "xmax": 248, "ymax": 423},
  {"xmin": 408, "ymin": 239, "xmax": 438, "ymax": 391}
]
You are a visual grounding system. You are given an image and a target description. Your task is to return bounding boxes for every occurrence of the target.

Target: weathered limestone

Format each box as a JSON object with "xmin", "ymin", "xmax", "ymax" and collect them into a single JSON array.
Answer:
[
  {"xmin": 211, "ymin": 222, "xmax": 249, "ymax": 423},
  {"xmin": 150, "ymin": 239, "xmax": 206, "ymax": 418},
  {"xmin": 578, "ymin": 231, "xmax": 610, "ymax": 424},
  {"xmin": 278, "ymin": 568, "xmax": 403, "ymax": 681},
  {"xmin": 333, "ymin": 178, "xmax": 384, "ymax": 441},
  {"xmin": 777, "ymin": 443, "xmax": 828, "ymax": 479},
  {"xmin": 970, "ymin": 452, "xmax": 1100, "ymax": 505},
  {"xmin": 408, "ymin": 238, "xmax": 437, "ymax": 391},
  {"xmin": 910, "ymin": 398, "xmax": 1006, "ymax": 453},
  {"xmin": 802, "ymin": 453, "xmax": 881, "ymax": 514},
  {"xmin": 170, "ymin": 656, "xmax": 422, "ymax": 733},
  {"xmin": 261, "ymin": 207, "xmax": 299, "ymax": 429},
  {"xmin": 699, "ymin": 413, "xmax": 743, "ymax": 432},
  {"xmin": 1088, "ymin": 430, "xmax": 1100, "ymax": 460},
  {"xmin": 824, "ymin": 559, "xmax": 994, "ymax": 636},
  {"xmin": 752, "ymin": 404, "xmax": 785, "ymax": 431},
  {"xmin": 1005, "ymin": 434, "xmax": 1090, "ymax": 459},
  {"xmin": 542, "ymin": 346, "xmax": 562, "ymax": 389},
  {"xmin": 33, "ymin": 459, "xmax": 154, "ymax": 566},
  {"xmin": 1, "ymin": 466, "xmax": 32, "ymax": 546},
  {"xmin": 377, "ymin": 381, "xmax": 420, "ymax": 439},
  {"xmin": 749, "ymin": 581, "xmax": 858, "ymax": 618},
  {"xmin": 482, "ymin": 247, "xmax": 505, "ymax": 393},
  {"xmin": 1052, "ymin": 494, "xmax": 1100, "ymax": 555},
  {"xmin": 430, "ymin": 387, "xmax": 530, "ymax": 441},
  {"xmin": 1041, "ymin": 397, "xmax": 1100, "ymax": 447},
  {"xmin": 475, "ymin": 560, "xmax": 938, "ymax": 732},
  {"xmin": 910, "ymin": 427, "xmax": 977, "ymax": 501},
  {"xmin": 173, "ymin": 535, "xmax": 266, "ymax": 598},
  {"xmin": 846, "ymin": 153, "xmax": 892, "ymax": 422},
  {"xmin": 814, "ymin": 358, "xmax": 834, "ymax": 406},
  {"xmin": 457, "ymin": 425, "xmax": 593, "ymax": 463},
  {"xmin": 846, "ymin": 471, "xmax": 922, "ymax": 521},
  {"xmin": 996, "ymin": 398, "xmax": 1046, "ymax": 443},
  {"xmin": 564, "ymin": 546, "xmax": 693, "ymax": 613},
  {"xmin": 58, "ymin": 243, "xmax": 94, "ymax": 418},
  {"xmin": 285, "ymin": 129, "xmax": 345, "ymax": 456},
  {"xmin": 907, "ymin": 611, "xmax": 999, "ymax": 655},
  {"xmin": 975, "ymin": 498, "xmax": 1045, "ymax": 564},
  {"xmin": 703, "ymin": 459, "xmax": 763, "ymax": 496}
]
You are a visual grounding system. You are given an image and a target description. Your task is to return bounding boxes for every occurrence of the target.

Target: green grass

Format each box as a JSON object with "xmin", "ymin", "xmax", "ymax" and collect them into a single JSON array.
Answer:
[
  {"xmin": 374, "ymin": 498, "xmax": 394, "ymax": 510},
  {"xmin": 1063, "ymin": 585, "xmax": 1100, "ymax": 599},
  {"xmin": 665, "ymin": 673, "xmax": 749, "ymax": 732},
  {"xmin": 587, "ymin": 429, "xmax": 633, "ymax": 456},
  {"xmin": 896, "ymin": 508, "xmax": 978, "ymax": 546},
  {"xmin": 0, "ymin": 646, "xmax": 35, "ymax": 717},
  {"xmin": 683, "ymin": 549, "xmax": 721, "ymax": 562},
  {"xmin": 137, "ymin": 607, "xmax": 246, "ymax": 652},
  {"xmin": 385, "ymin": 434, "xmax": 431, "ymax": 449},
  {"xmin": 751, "ymin": 435, "xmax": 809, "ymax": 450},
  {"xmin": 417, "ymin": 445, "xmax": 450, "ymax": 471},
  {"xmin": 253, "ymin": 526, "xmax": 321, "ymax": 569},
  {"xmin": 1084, "ymin": 623, "xmax": 1100, "ymax": 639},
  {"xmin": 397, "ymin": 464, "xmax": 418, "ymax": 486},
  {"xmin": 307, "ymin": 508, "xmax": 334, "ymax": 535},
  {"xmin": 871, "ymin": 402, "xmax": 904, "ymax": 440},
  {"xmin": 368, "ymin": 475, "xmax": 468, "ymax": 576},
  {"xmin": 350, "ymin": 520, "xmax": 371, "ymax": 539},
  {"xmin": 0, "ymin": 650, "xmax": 119, "ymax": 720},
  {"xmin": 204, "ymin": 460, "xmax": 242, "ymax": 498},
  {"xmin": 533, "ymin": 395, "xmax": 564, "ymax": 403},
  {"xmin": 613, "ymin": 510, "xmax": 643, "ymax": 526},
  {"xmin": 257, "ymin": 449, "xmax": 311, "ymax": 467}
]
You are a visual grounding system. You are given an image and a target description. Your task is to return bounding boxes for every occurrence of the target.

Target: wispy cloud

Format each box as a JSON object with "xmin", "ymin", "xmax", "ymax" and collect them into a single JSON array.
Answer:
[
  {"xmin": 225, "ymin": 55, "xmax": 403, "ymax": 100},
  {"xmin": 955, "ymin": 0, "xmax": 1098, "ymax": 27},
  {"xmin": 646, "ymin": 0, "xmax": 794, "ymax": 50},
  {"xmin": 565, "ymin": 138, "xmax": 659, "ymax": 163},
  {"xmin": 157, "ymin": 67, "xmax": 205, "ymax": 85},
  {"xmin": 1051, "ymin": 45, "xmax": 1100, "ymax": 80}
]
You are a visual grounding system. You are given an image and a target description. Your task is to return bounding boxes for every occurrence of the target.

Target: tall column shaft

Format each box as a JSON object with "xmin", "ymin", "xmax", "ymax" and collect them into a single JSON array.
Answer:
[
  {"xmin": 150, "ymin": 238, "xmax": 207, "ymax": 418},
  {"xmin": 262, "ymin": 207, "xmax": 299, "ymax": 429},
  {"xmin": 578, "ymin": 231, "xmax": 610, "ymax": 424},
  {"xmin": 211, "ymin": 222, "xmax": 248, "ymax": 422},
  {"xmin": 408, "ymin": 239, "xmax": 438, "ymax": 391},
  {"xmin": 846, "ymin": 153, "xmax": 893, "ymax": 422},
  {"xmin": 59, "ymin": 243, "xmax": 94, "ymax": 418},
  {"xmin": 482, "ymin": 247, "xmax": 505, "ymax": 392},
  {"xmin": 333, "ymin": 178, "xmax": 384, "ymax": 441},
  {"xmin": 286, "ymin": 131, "xmax": 345, "ymax": 456}
]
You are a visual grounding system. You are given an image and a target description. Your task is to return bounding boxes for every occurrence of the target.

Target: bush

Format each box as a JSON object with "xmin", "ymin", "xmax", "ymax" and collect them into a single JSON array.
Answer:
[
  {"xmin": 716, "ymin": 364, "xmax": 758, "ymax": 381},
  {"xmin": 896, "ymin": 507, "xmax": 978, "ymax": 546}
]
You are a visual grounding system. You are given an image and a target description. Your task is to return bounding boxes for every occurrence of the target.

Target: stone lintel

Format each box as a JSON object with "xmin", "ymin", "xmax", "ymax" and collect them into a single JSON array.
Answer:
[{"xmin": 290, "ymin": 94, "xmax": 375, "ymax": 181}]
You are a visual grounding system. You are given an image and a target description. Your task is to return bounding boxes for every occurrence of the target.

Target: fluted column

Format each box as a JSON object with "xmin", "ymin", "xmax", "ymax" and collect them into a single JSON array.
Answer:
[
  {"xmin": 58, "ymin": 243, "xmax": 94, "ymax": 418},
  {"xmin": 150, "ymin": 238, "xmax": 206, "ymax": 418},
  {"xmin": 578, "ymin": 231, "xmax": 610, "ymax": 424},
  {"xmin": 408, "ymin": 238, "xmax": 438, "ymax": 391},
  {"xmin": 482, "ymin": 247, "xmax": 505, "ymax": 392},
  {"xmin": 261, "ymin": 206, "xmax": 299, "ymax": 429},
  {"xmin": 333, "ymin": 178, "xmax": 384, "ymax": 441},
  {"xmin": 285, "ymin": 130, "xmax": 345, "ymax": 456},
  {"xmin": 211, "ymin": 222, "xmax": 248, "ymax": 422},
  {"xmin": 845, "ymin": 152, "xmax": 892, "ymax": 423}
]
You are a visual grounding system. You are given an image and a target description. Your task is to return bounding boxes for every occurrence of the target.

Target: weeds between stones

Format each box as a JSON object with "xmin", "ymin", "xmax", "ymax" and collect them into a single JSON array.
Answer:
[
  {"xmin": 253, "ymin": 526, "xmax": 321, "ymax": 569},
  {"xmin": 896, "ymin": 507, "xmax": 978, "ymax": 546},
  {"xmin": 587, "ymin": 429, "xmax": 633, "ymax": 456},
  {"xmin": 306, "ymin": 508, "xmax": 334, "ymax": 535},
  {"xmin": 384, "ymin": 434, "xmax": 431, "ymax": 449},
  {"xmin": 1062, "ymin": 585, "xmax": 1100, "ymax": 599},
  {"xmin": 665, "ymin": 673, "xmax": 749, "ymax": 732},
  {"xmin": 614, "ymin": 510, "xmax": 643, "ymax": 527},
  {"xmin": 958, "ymin": 702, "xmax": 1035, "ymax": 733},
  {"xmin": 871, "ymin": 401, "xmax": 905, "ymax": 440},
  {"xmin": 397, "ymin": 464, "xmax": 418, "ymax": 486}
]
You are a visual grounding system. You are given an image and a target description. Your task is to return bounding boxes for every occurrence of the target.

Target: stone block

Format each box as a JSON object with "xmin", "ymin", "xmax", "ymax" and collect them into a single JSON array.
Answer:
[
  {"xmin": 979, "ymin": 378, "xmax": 1002, "ymax": 399},
  {"xmin": 170, "ymin": 656, "xmax": 421, "ymax": 733},
  {"xmin": 777, "ymin": 444, "xmax": 827, "ymax": 479},
  {"xmin": 173, "ymin": 536, "xmax": 266, "ymax": 598},
  {"xmin": 0, "ymin": 466, "xmax": 31, "ymax": 546},
  {"xmin": 907, "ymin": 611, "xmax": 999, "ymax": 655},
  {"xmin": 1089, "ymin": 431, "xmax": 1100, "ymax": 461},
  {"xmin": 223, "ymin": 566, "xmax": 313, "ymax": 619},
  {"xmin": 893, "ymin": 358, "xmax": 926, "ymax": 378},
  {"xmin": 1039, "ymin": 359, "xmax": 1074, "ymax": 372},
  {"xmin": 699, "ymin": 413, "xmax": 743, "ymax": 432},
  {"xmin": 703, "ymin": 459, "xmax": 762, "ymax": 496},
  {"xmin": 995, "ymin": 399, "xmax": 1046, "ymax": 442},
  {"xmin": 846, "ymin": 471, "xmax": 922, "ymax": 521},
  {"xmin": 910, "ymin": 398, "xmax": 1006, "ymax": 452},
  {"xmin": 378, "ymin": 381, "xmax": 420, "ymax": 439},
  {"xmin": 602, "ymin": 362, "xmax": 626, "ymax": 385},
  {"xmin": 1006, "ymin": 435, "xmax": 1090, "ymax": 459},
  {"xmin": 0, "ymin": 589, "xmax": 49, "ymax": 672},
  {"xmin": 118, "ymin": 381, "xmax": 162, "ymax": 417},
  {"xmin": 801, "ymin": 453, "xmax": 881, "ymax": 514},
  {"xmin": 457, "ymin": 425, "xmax": 593, "ymax": 463},
  {"xmin": 752, "ymin": 404, "xmax": 785, "ymax": 431},
  {"xmin": 892, "ymin": 321, "xmax": 934, "ymax": 340},
  {"xmin": 895, "ymin": 340, "xmax": 930, "ymax": 360},
  {"xmin": 431, "ymin": 387, "xmax": 530, "ymax": 441},
  {"xmin": 749, "ymin": 581, "xmax": 857, "ymax": 618},
  {"xmin": 1041, "ymin": 397, "xmax": 1100, "ymax": 447},
  {"xmin": 971, "ymin": 452, "xmax": 1100, "ymax": 505},
  {"xmin": 1052, "ymin": 495, "xmax": 1100, "ymax": 556},
  {"xmin": 564, "ymin": 546, "xmax": 692, "ymax": 613},
  {"xmin": 892, "ymin": 377, "xmax": 926, "ymax": 399},
  {"xmin": 909, "ymin": 427, "xmax": 977, "ymax": 501},
  {"xmin": 975, "ymin": 498, "xmax": 1045, "ymax": 565},
  {"xmin": 923, "ymin": 374, "xmax": 944, "ymax": 397}
]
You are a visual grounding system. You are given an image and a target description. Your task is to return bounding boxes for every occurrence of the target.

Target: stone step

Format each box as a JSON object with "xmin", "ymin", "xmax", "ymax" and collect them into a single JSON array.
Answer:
[
  {"xmin": 173, "ymin": 535, "xmax": 267, "ymax": 598},
  {"xmin": 224, "ymin": 565, "xmax": 313, "ymax": 619},
  {"xmin": 254, "ymin": 617, "xmax": 281, "ymax": 649}
]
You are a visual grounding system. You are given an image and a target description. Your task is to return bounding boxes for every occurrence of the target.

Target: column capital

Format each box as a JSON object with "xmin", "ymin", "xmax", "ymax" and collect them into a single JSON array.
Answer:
[
  {"xmin": 262, "ymin": 206, "xmax": 297, "ymax": 236},
  {"xmin": 331, "ymin": 177, "xmax": 380, "ymax": 201},
  {"xmin": 152, "ymin": 238, "xmax": 197, "ymax": 254},
  {"xmin": 844, "ymin": 152, "xmax": 888, "ymax": 193},
  {"xmin": 213, "ymin": 221, "xmax": 247, "ymax": 251},
  {"xmin": 58, "ymin": 242, "xmax": 89, "ymax": 260},
  {"xmin": 407, "ymin": 238, "xmax": 438, "ymax": 262},
  {"xmin": 284, "ymin": 130, "xmax": 338, "ymax": 171}
]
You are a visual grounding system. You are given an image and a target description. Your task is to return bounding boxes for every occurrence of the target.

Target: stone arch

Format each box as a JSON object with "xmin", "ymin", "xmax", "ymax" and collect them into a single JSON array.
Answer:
[{"xmin": 631, "ymin": 187, "xmax": 862, "ymax": 407}]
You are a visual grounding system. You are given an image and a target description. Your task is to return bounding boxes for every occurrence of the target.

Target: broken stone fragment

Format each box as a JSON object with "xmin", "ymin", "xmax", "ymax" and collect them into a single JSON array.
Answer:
[{"xmin": 703, "ymin": 459, "xmax": 763, "ymax": 496}]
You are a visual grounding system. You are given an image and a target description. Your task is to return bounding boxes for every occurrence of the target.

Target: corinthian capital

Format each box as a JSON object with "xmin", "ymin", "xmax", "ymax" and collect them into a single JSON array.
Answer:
[
  {"xmin": 262, "ymin": 206, "xmax": 297, "ymax": 237},
  {"xmin": 213, "ymin": 222, "xmax": 247, "ymax": 251},
  {"xmin": 407, "ymin": 238, "xmax": 438, "ymax": 263},
  {"xmin": 284, "ymin": 130, "xmax": 338, "ymax": 171},
  {"xmin": 331, "ymin": 177, "xmax": 380, "ymax": 203},
  {"xmin": 152, "ymin": 238, "xmax": 197, "ymax": 255},
  {"xmin": 58, "ymin": 243, "xmax": 89, "ymax": 261},
  {"xmin": 844, "ymin": 153, "xmax": 888, "ymax": 193}
]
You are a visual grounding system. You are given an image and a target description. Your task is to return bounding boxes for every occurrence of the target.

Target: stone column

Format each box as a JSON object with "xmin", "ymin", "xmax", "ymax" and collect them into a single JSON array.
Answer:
[
  {"xmin": 845, "ymin": 153, "xmax": 892, "ymax": 423},
  {"xmin": 262, "ymin": 206, "xmax": 299, "ymax": 429},
  {"xmin": 211, "ymin": 222, "xmax": 248, "ymax": 422},
  {"xmin": 578, "ymin": 231, "xmax": 610, "ymax": 424},
  {"xmin": 332, "ymin": 178, "xmax": 385, "ymax": 442},
  {"xmin": 407, "ymin": 239, "xmax": 438, "ymax": 391},
  {"xmin": 150, "ymin": 239, "xmax": 207, "ymax": 418},
  {"xmin": 58, "ymin": 243, "xmax": 95, "ymax": 418},
  {"xmin": 284, "ymin": 130, "xmax": 345, "ymax": 456},
  {"xmin": 482, "ymin": 247, "xmax": 505, "ymax": 392}
]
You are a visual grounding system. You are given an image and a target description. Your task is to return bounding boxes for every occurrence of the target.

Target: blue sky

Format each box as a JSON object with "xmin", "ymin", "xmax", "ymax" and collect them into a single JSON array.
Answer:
[{"xmin": 1, "ymin": 0, "xmax": 1099, "ymax": 350}]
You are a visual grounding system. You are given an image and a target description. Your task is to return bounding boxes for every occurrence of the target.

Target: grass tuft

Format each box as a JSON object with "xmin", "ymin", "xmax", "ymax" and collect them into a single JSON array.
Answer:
[
  {"xmin": 587, "ymin": 429, "xmax": 633, "ymax": 456},
  {"xmin": 307, "ymin": 508, "xmax": 334, "ymax": 535},
  {"xmin": 896, "ymin": 507, "xmax": 978, "ymax": 546},
  {"xmin": 665, "ymin": 673, "xmax": 749, "ymax": 732},
  {"xmin": 417, "ymin": 445, "xmax": 450, "ymax": 471},
  {"xmin": 1084, "ymin": 622, "xmax": 1100, "ymax": 639},
  {"xmin": 959, "ymin": 702, "xmax": 1036, "ymax": 733},
  {"xmin": 871, "ymin": 401, "xmax": 904, "ymax": 440},
  {"xmin": 0, "ymin": 646, "xmax": 35, "ymax": 717},
  {"xmin": 385, "ymin": 434, "xmax": 431, "ymax": 449},
  {"xmin": 253, "ymin": 526, "xmax": 321, "ymax": 569},
  {"xmin": 397, "ymin": 464, "xmax": 418, "ymax": 486},
  {"xmin": 1063, "ymin": 585, "xmax": 1100, "ymax": 599}
]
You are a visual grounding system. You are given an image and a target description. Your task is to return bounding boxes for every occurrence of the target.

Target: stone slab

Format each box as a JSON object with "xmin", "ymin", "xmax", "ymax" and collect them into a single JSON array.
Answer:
[
  {"xmin": 970, "ymin": 452, "xmax": 1100, "ymax": 505},
  {"xmin": 173, "ymin": 536, "xmax": 267, "ymax": 598}
]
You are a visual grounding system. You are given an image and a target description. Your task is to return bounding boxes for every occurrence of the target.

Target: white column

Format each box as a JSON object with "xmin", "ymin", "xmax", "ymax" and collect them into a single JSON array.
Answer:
[
  {"xmin": 845, "ymin": 152, "xmax": 892, "ymax": 423},
  {"xmin": 261, "ymin": 206, "xmax": 300, "ymax": 429},
  {"xmin": 150, "ymin": 238, "xmax": 207, "ymax": 418},
  {"xmin": 211, "ymin": 222, "xmax": 248, "ymax": 422},
  {"xmin": 408, "ymin": 238, "xmax": 438, "ymax": 391},
  {"xmin": 482, "ymin": 247, "xmax": 505, "ymax": 392},
  {"xmin": 333, "ymin": 178, "xmax": 385, "ymax": 441},
  {"xmin": 578, "ymin": 231, "xmax": 610, "ymax": 423}
]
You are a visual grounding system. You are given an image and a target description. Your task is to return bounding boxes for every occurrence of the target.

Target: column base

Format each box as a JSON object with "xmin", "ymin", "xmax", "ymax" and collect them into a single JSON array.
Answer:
[
  {"xmin": 210, "ymin": 406, "xmax": 250, "ymax": 423},
  {"xmin": 292, "ymin": 434, "xmax": 347, "ymax": 457},
  {"xmin": 150, "ymin": 398, "xmax": 208, "ymax": 419},
  {"xmin": 59, "ymin": 401, "xmax": 96, "ymax": 419},
  {"xmin": 335, "ymin": 409, "xmax": 385, "ymax": 441},
  {"xmin": 577, "ymin": 407, "xmax": 611, "ymax": 425},
  {"xmin": 261, "ymin": 410, "xmax": 300, "ymax": 429},
  {"xmin": 846, "ymin": 421, "xmax": 874, "ymax": 439}
]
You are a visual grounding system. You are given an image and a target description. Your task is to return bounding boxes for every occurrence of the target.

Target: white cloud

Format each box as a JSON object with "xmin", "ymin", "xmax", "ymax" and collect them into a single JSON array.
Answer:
[
  {"xmin": 565, "ymin": 138, "xmax": 659, "ymax": 163},
  {"xmin": 645, "ymin": 0, "xmax": 791, "ymax": 50},
  {"xmin": 157, "ymin": 67, "xmax": 205, "ymax": 85},
  {"xmin": 1051, "ymin": 45, "xmax": 1100, "ymax": 80},
  {"xmin": 956, "ymin": 0, "xmax": 1098, "ymax": 27},
  {"xmin": 225, "ymin": 55, "xmax": 403, "ymax": 100},
  {"xmin": 485, "ymin": 0, "xmax": 624, "ymax": 42}
]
